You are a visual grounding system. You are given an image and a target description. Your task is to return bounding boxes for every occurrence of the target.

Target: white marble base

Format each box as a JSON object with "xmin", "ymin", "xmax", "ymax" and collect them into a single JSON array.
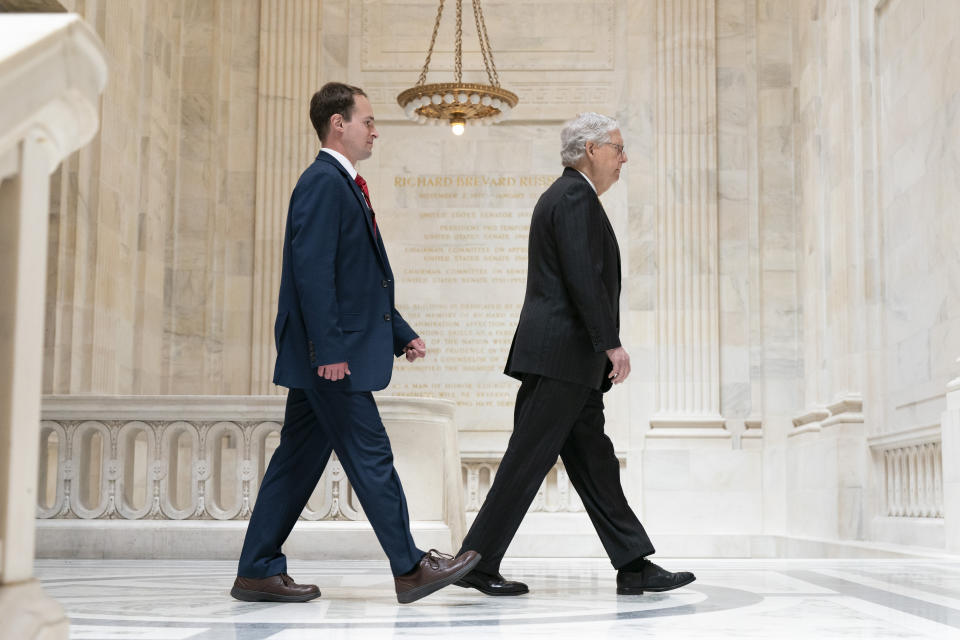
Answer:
[
  {"xmin": 0, "ymin": 579, "xmax": 68, "ymax": 640},
  {"xmin": 34, "ymin": 558, "xmax": 960, "ymax": 639},
  {"xmin": 36, "ymin": 518, "xmax": 956, "ymax": 563},
  {"xmin": 871, "ymin": 517, "xmax": 946, "ymax": 550},
  {"xmin": 35, "ymin": 520, "xmax": 455, "ymax": 561}
]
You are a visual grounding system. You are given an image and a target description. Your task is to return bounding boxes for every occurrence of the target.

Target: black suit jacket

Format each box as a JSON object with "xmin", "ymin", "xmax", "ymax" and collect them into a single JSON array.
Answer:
[{"xmin": 505, "ymin": 167, "xmax": 622, "ymax": 391}]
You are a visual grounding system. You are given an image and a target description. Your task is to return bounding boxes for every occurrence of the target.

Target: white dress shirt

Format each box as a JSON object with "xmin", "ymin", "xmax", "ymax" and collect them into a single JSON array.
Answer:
[
  {"xmin": 321, "ymin": 147, "xmax": 358, "ymax": 180},
  {"xmin": 576, "ymin": 169, "xmax": 597, "ymax": 193}
]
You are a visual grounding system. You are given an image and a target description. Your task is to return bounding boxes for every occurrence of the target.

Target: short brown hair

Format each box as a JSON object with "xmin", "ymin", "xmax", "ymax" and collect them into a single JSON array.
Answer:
[{"xmin": 310, "ymin": 82, "xmax": 367, "ymax": 143}]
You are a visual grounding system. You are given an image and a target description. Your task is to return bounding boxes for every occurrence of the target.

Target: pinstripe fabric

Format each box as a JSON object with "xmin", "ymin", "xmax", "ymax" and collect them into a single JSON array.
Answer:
[{"xmin": 505, "ymin": 168, "xmax": 622, "ymax": 391}]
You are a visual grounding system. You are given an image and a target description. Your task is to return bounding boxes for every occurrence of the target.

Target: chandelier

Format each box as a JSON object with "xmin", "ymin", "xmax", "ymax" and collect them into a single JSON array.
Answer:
[{"xmin": 396, "ymin": 0, "xmax": 518, "ymax": 135}]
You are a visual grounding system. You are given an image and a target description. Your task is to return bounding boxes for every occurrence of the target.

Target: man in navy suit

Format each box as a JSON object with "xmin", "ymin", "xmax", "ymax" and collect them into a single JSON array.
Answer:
[{"xmin": 232, "ymin": 82, "xmax": 479, "ymax": 604}]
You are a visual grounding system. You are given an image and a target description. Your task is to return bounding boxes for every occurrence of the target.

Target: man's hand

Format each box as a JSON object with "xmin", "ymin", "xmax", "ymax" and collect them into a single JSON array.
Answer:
[
  {"xmin": 403, "ymin": 337, "xmax": 427, "ymax": 362},
  {"xmin": 605, "ymin": 346, "xmax": 630, "ymax": 384},
  {"xmin": 317, "ymin": 362, "xmax": 350, "ymax": 381}
]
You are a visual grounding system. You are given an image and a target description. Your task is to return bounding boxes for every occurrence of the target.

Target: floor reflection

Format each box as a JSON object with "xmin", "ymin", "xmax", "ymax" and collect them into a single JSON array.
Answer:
[{"xmin": 36, "ymin": 558, "xmax": 960, "ymax": 639}]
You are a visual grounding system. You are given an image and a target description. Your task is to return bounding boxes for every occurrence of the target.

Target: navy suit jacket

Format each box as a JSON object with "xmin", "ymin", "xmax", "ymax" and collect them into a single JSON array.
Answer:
[{"xmin": 272, "ymin": 152, "xmax": 418, "ymax": 391}]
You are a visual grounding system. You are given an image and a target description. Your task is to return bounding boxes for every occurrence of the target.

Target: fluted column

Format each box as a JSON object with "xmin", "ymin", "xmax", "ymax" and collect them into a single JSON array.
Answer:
[
  {"xmin": 251, "ymin": 0, "xmax": 324, "ymax": 393},
  {"xmin": 651, "ymin": 0, "xmax": 725, "ymax": 436}
]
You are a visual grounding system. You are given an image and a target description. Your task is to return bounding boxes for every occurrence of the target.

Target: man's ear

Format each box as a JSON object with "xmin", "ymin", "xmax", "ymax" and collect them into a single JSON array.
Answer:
[
  {"xmin": 330, "ymin": 113, "xmax": 343, "ymax": 132},
  {"xmin": 584, "ymin": 140, "xmax": 596, "ymax": 158}
]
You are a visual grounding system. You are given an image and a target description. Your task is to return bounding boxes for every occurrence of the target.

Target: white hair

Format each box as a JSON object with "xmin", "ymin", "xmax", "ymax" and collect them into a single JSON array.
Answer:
[{"xmin": 560, "ymin": 112, "xmax": 619, "ymax": 167}]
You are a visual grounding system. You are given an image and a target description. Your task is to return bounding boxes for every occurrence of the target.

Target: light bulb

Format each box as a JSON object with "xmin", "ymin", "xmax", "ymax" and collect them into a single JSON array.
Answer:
[{"xmin": 450, "ymin": 114, "xmax": 466, "ymax": 136}]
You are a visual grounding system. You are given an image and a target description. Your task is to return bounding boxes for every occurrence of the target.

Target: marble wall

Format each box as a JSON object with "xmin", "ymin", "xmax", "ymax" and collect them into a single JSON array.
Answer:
[
  {"xmin": 45, "ymin": 0, "xmax": 259, "ymax": 395},
  {"xmin": 32, "ymin": 0, "xmax": 960, "ymax": 555},
  {"xmin": 787, "ymin": 0, "xmax": 959, "ymax": 548}
]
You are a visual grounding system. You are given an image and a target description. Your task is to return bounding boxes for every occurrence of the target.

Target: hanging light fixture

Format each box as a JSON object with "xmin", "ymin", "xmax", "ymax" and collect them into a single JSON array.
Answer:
[{"xmin": 397, "ymin": 0, "xmax": 518, "ymax": 135}]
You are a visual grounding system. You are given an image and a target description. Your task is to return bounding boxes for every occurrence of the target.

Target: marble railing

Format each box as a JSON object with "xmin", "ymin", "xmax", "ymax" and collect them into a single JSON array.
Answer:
[
  {"xmin": 880, "ymin": 441, "xmax": 943, "ymax": 519},
  {"xmin": 37, "ymin": 414, "xmax": 364, "ymax": 521},
  {"xmin": 461, "ymin": 455, "xmax": 626, "ymax": 514},
  {"xmin": 36, "ymin": 396, "xmax": 615, "ymax": 525},
  {"xmin": 36, "ymin": 395, "xmax": 464, "ymax": 540}
]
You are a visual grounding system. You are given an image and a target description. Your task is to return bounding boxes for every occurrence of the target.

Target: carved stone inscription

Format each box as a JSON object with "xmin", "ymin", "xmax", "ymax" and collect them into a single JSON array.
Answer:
[{"xmin": 386, "ymin": 173, "xmax": 555, "ymax": 430}]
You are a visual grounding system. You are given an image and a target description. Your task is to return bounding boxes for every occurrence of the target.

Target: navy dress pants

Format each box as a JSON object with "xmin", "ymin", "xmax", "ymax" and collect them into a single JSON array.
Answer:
[{"xmin": 237, "ymin": 386, "xmax": 423, "ymax": 578}]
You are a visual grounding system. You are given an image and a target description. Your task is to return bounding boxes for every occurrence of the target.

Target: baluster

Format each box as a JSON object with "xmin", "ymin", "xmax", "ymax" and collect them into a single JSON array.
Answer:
[
  {"xmin": 532, "ymin": 478, "xmax": 546, "ymax": 512},
  {"xmin": 933, "ymin": 442, "xmax": 943, "ymax": 518},
  {"xmin": 557, "ymin": 466, "xmax": 570, "ymax": 512},
  {"xmin": 913, "ymin": 445, "xmax": 923, "ymax": 518},
  {"xmin": 912, "ymin": 446, "xmax": 919, "ymax": 516},
  {"xmin": 480, "ymin": 463, "xmax": 496, "ymax": 506},
  {"xmin": 465, "ymin": 464, "xmax": 480, "ymax": 511},
  {"xmin": 883, "ymin": 449, "xmax": 896, "ymax": 516},
  {"xmin": 895, "ymin": 449, "xmax": 906, "ymax": 516}
]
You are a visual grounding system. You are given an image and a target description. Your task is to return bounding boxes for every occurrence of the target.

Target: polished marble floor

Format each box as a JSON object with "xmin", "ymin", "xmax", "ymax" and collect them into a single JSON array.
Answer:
[{"xmin": 35, "ymin": 558, "xmax": 960, "ymax": 639}]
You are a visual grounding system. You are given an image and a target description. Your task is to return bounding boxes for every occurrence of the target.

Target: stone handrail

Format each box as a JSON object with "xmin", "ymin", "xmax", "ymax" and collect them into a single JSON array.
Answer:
[{"xmin": 37, "ymin": 394, "xmax": 466, "ymax": 545}]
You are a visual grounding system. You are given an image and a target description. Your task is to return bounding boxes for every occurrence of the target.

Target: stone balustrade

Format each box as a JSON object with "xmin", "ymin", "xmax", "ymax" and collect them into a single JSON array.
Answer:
[
  {"xmin": 38, "ymin": 395, "xmax": 613, "ymax": 520},
  {"xmin": 35, "ymin": 394, "xmax": 466, "ymax": 559},
  {"xmin": 880, "ymin": 442, "xmax": 943, "ymax": 519},
  {"xmin": 462, "ymin": 456, "xmax": 594, "ymax": 514},
  {"xmin": 37, "ymin": 414, "xmax": 366, "ymax": 522}
]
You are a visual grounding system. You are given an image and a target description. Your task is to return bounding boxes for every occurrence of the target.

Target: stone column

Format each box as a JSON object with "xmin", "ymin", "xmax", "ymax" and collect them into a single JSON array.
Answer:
[
  {"xmin": 251, "ymin": 0, "xmax": 324, "ymax": 393},
  {"xmin": 651, "ymin": 0, "xmax": 726, "ymax": 437},
  {"xmin": 0, "ymin": 14, "xmax": 107, "ymax": 639}
]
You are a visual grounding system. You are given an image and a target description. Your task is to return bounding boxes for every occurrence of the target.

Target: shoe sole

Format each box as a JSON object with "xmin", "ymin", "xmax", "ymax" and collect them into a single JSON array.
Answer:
[
  {"xmin": 230, "ymin": 586, "xmax": 322, "ymax": 603},
  {"xmin": 397, "ymin": 553, "xmax": 483, "ymax": 604},
  {"xmin": 454, "ymin": 579, "xmax": 529, "ymax": 596},
  {"xmin": 617, "ymin": 575, "xmax": 696, "ymax": 596}
]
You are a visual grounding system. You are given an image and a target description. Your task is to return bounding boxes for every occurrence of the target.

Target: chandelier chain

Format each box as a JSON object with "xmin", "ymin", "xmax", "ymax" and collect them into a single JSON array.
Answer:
[
  {"xmin": 417, "ymin": 0, "xmax": 446, "ymax": 86},
  {"xmin": 473, "ymin": 0, "xmax": 500, "ymax": 86},
  {"xmin": 471, "ymin": 0, "xmax": 497, "ymax": 86},
  {"xmin": 402, "ymin": 0, "xmax": 516, "ymax": 125},
  {"xmin": 454, "ymin": 0, "xmax": 463, "ymax": 83}
]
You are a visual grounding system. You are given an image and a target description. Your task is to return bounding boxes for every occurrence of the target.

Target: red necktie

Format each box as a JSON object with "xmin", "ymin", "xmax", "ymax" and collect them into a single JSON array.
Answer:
[{"xmin": 354, "ymin": 174, "xmax": 377, "ymax": 235}]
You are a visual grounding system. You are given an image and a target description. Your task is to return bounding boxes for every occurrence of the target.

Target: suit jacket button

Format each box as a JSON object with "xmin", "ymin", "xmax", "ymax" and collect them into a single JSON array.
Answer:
[
  {"xmin": 381, "ymin": 279, "xmax": 389, "ymax": 288},
  {"xmin": 384, "ymin": 313, "xmax": 391, "ymax": 321}
]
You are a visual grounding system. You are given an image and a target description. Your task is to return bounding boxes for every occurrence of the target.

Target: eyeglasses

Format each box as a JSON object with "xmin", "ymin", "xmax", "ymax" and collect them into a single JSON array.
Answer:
[{"xmin": 601, "ymin": 142, "xmax": 626, "ymax": 157}]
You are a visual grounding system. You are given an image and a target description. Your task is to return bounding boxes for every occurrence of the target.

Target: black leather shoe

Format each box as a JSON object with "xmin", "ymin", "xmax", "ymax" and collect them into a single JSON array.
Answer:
[
  {"xmin": 616, "ymin": 559, "xmax": 696, "ymax": 595},
  {"xmin": 455, "ymin": 569, "xmax": 529, "ymax": 596}
]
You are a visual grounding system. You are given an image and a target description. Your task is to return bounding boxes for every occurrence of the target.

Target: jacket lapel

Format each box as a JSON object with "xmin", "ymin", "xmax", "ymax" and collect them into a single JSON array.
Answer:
[
  {"xmin": 315, "ymin": 152, "xmax": 387, "ymax": 267},
  {"xmin": 596, "ymin": 200, "xmax": 622, "ymax": 298},
  {"xmin": 563, "ymin": 167, "xmax": 620, "ymax": 253},
  {"xmin": 562, "ymin": 168, "xmax": 622, "ymax": 299}
]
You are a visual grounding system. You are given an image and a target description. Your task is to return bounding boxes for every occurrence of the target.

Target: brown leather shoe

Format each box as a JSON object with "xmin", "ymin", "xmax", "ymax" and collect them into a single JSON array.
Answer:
[
  {"xmin": 231, "ymin": 573, "xmax": 321, "ymax": 602},
  {"xmin": 394, "ymin": 549, "xmax": 481, "ymax": 604}
]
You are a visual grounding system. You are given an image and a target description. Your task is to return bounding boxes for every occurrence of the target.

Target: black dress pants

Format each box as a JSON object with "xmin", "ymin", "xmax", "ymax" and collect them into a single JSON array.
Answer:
[{"xmin": 459, "ymin": 373, "xmax": 655, "ymax": 573}]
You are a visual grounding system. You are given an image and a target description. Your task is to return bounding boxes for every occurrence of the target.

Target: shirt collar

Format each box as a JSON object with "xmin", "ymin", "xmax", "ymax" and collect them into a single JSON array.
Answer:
[
  {"xmin": 576, "ymin": 169, "xmax": 597, "ymax": 193},
  {"xmin": 321, "ymin": 148, "xmax": 357, "ymax": 180}
]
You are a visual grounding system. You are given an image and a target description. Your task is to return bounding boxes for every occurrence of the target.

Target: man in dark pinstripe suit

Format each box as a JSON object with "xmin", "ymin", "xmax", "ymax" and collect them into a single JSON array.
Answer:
[{"xmin": 455, "ymin": 113, "xmax": 696, "ymax": 597}]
